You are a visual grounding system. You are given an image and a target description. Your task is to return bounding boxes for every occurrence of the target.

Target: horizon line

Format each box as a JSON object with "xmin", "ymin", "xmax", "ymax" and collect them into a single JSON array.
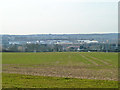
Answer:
[{"xmin": 0, "ymin": 32, "xmax": 118, "ymax": 35}]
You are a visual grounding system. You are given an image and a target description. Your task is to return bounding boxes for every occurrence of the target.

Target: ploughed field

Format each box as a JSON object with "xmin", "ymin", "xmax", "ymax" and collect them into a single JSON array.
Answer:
[{"xmin": 2, "ymin": 52, "xmax": 118, "ymax": 88}]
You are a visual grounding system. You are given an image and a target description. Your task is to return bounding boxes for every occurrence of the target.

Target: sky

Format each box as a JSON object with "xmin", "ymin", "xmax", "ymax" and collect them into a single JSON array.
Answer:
[{"xmin": 0, "ymin": 0, "xmax": 118, "ymax": 35}]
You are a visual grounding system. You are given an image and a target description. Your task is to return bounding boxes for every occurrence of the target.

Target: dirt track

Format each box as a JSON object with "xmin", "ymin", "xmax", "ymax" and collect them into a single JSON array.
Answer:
[{"xmin": 81, "ymin": 53, "xmax": 112, "ymax": 66}]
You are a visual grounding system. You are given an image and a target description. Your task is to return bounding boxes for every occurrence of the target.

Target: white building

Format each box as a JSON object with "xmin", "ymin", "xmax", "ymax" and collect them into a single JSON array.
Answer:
[{"xmin": 77, "ymin": 40, "xmax": 98, "ymax": 44}]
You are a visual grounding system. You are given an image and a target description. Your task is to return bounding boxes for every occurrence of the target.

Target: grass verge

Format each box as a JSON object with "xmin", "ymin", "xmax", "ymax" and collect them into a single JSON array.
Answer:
[{"xmin": 2, "ymin": 73, "xmax": 118, "ymax": 88}]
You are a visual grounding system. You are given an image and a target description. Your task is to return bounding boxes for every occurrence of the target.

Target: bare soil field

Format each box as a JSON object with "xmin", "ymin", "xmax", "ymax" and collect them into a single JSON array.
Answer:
[{"xmin": 2, "ymin": 64, "xmax": 118, "ymax": 81}]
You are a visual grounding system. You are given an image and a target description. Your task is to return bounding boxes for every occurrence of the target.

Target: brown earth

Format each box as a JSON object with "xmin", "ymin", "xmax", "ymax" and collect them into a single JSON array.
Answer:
[{"xmin": 2, "ymin": 64, "xmax": 118, "ymax": 81}]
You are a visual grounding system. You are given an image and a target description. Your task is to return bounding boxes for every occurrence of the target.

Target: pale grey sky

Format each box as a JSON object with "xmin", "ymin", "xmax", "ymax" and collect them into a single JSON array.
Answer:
[{"xmin": 0, "ymin": 0, "xmax": 118, "ymax": 35}]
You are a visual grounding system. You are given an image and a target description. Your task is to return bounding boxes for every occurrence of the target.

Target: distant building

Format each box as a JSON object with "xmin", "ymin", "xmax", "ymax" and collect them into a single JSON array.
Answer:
[
  {"xmin": 9, "ymin": 41, "xmax": 20, "ymax": 45},
  {"xmin": 17, "ymin": 46, "xmax": 25, "ymax": 52},
  {"xmin": 77, "ymin": 40, "xmax": 98, "ymax": 44},
  {"xmin": 67, "ymin": 46, "xmax": 80, "ymax": 51},
  {"xmin": 55, "ymin": 40, "xmax": 73, "ymax": 45},
  {"xmin": 9, "ymin": 41, "xmax": 26, "ymax": 45}
]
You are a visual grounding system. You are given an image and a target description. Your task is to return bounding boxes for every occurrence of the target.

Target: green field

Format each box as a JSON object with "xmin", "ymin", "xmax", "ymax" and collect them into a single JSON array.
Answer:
[
  {"xmin": 2, "ymin": 52, "xmax": 118, "ymax": 88},
  {"xmin": 2, "ymin": 73, "xmax": 118, "ymax": 88}
]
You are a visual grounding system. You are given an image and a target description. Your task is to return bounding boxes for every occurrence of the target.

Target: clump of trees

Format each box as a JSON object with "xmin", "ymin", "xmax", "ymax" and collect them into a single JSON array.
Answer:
[
  {"xmin": 2, "ymin": 43, "xmax": 119, "ymax": 52},
  {"xmin": 2, "ymin": 44, "xmax": 64, "ymax": 52}
]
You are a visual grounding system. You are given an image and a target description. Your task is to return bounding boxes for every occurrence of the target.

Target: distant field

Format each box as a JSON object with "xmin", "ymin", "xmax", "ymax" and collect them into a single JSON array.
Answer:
[{"xmin": 2, "ymin": 52, "xmax": 118, "ymax": 88}]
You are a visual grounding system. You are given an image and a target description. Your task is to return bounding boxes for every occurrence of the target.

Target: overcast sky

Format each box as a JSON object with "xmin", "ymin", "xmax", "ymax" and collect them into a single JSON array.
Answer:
[{"xmin": 0, "ymin": 0, "xmax": 118, "ymax": 35}]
